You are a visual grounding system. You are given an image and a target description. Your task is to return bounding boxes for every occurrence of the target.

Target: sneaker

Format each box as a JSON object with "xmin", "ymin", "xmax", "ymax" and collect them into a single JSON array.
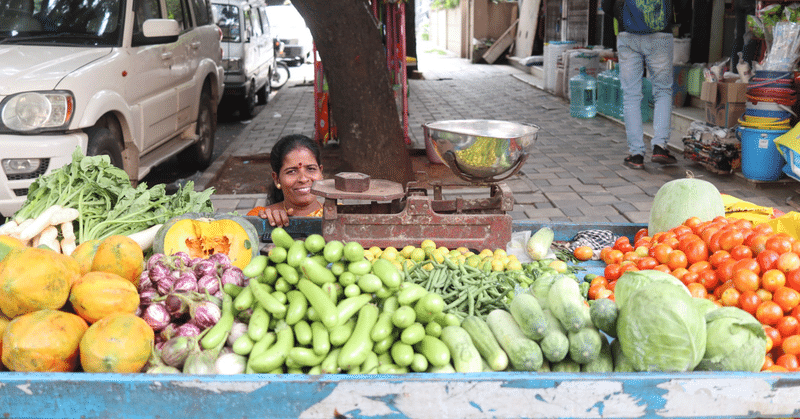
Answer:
[
  {"xmin": 652, "ymin": 145, "xmax": 677, "ymax": 164},
  {"xmin": 624, "ymin": 154, "xmax": 644, "ymax": 169}
]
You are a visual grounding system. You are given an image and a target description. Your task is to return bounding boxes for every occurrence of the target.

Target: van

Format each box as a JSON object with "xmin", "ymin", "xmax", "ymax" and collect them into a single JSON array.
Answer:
[
  {"xmin": 265, "ymin": 3, "xmax": 312, "ymax": 66},
  {"xmin": 0, "ymin": 0, "xmax": 225, "ymax": 218},
  {"xmin": 212, "ymin": 0, "xmax": 274, "ymax": 118}
]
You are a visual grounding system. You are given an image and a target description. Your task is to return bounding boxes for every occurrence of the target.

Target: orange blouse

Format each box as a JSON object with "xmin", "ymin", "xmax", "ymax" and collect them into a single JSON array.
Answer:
[{"xmin": 247, "ymin": 205, "xmax": 323, "ymax": 217}]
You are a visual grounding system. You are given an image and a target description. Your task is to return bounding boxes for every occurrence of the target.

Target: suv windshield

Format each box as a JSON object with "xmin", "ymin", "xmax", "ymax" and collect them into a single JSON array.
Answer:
[
  {"xmin": 0, "ymin": 0, "xmax": 124, "ymax": 46},
  {"xmin": 211, "ymin": 4, "xmax": 239, "ymax": 42}
]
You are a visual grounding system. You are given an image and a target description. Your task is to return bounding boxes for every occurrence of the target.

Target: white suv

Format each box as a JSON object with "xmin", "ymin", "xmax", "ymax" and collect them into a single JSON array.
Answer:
[{"xmin": 0, "ymin": 0, "xmax": 225, "ymax": 217}]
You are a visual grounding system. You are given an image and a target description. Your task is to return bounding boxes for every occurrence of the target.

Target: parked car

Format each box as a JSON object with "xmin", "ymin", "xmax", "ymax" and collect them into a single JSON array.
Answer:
[
  {"xmin": 0, "ymin": 0, "xmax": 225, "ymax": 218},
  {"xmin": 265, "ymin": 4, "xmax": 312, "ymax": 66},
  {"xmin": 212, "ymin": 0, "xmax": 274, "ymax": 118}
]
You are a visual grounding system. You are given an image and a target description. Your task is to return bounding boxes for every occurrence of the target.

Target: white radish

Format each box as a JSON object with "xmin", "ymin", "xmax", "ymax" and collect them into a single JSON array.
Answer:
[
  {"xmin": 36, "ymin": 225, "xmax": 60, "ymax": 253},
  {"xmin": 8, "ymin": 218, "xmax": 33, "ymax": 239},
  {"xmin": 49, "ymin": 207, "xmax": 79, "ymax": 225},
  {"xmin": 0, "ymin": 220, "xmax": 19, "ymax": 235},
  {"xmin": 60, "ymin": 222, "xmax": 77, "ymax": 256},
  {"xmin": 18, "ymin": 205, "xmax": 63, "ymax": 242},
  {"xmin": 127, "ymin": 224, "xmax": 163, "ymax": 251}
]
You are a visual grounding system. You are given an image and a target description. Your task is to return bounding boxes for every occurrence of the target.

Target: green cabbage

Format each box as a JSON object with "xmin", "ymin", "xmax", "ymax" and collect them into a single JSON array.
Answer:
[
  {"xmin": 613, "ymin": 269, "xmax": 689, "ymax": 310},
  {"xmin": 695, "ymin": 307, "xmax": 768, "ymax": 372},
  {"xmin": 617, "ymin": 281, "xmax": 706, "ymax": 372}
]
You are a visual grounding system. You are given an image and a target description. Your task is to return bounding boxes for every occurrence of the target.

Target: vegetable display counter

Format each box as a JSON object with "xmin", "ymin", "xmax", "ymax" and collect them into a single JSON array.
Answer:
[{"xmin": 2, "ymin": 220, "xmax": 799, "ymax": 419}]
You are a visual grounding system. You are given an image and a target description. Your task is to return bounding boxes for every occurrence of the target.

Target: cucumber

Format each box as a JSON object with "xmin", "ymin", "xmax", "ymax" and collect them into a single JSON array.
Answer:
[
  {"xmin": 568, "ymin": 326, "xmax": 603, "ymax": 364},
  {"xmin": 581, "ymin": 332, "xmax": 613, "ymax": 372},
  {"xmin": 526, "ymin": 227, "xmax": 554, "ymax": 261},
  {"xmin": 551, "ymin": 358, "xmax": 581, "ymax": 372},
  {"xmin": 589, "ymin": 298, "xmax": 618, "ymax": 338},
  {"xmin": 530, "ymin": 272, "xmax": 558, "ymax": 310},
  {"xmin": 509, "ymin": 293, "xmax": 550, "ymax": 341},
  {"xmin": 486, "ymin": 309, "xmax": 543, "ymax": 371},
  {"xmin": 440, "ymin": 325, "xmax": 482, "ymax": 373},
  {"xmin": 461, "ymin": 315, "xmax": 508, "ymax": 372},
  {"xmin": 547, "ymin": 275, "xmax": 591, "ymax": 333},
  {"xmin": 539, "ymin": 309, "xmax": 569, "ymax": 363}
]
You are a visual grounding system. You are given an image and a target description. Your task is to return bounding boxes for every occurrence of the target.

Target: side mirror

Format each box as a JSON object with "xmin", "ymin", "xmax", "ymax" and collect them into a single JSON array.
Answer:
[{"xmin": 138, "ymin": 18, "xmax": 180, "ymax": 44}]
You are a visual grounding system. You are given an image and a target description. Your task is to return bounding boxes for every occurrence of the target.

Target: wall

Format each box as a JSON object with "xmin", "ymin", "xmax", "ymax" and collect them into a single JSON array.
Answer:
[{"xmin": 429, "ymin": 0, "xmax": 518, "ymax": 59}]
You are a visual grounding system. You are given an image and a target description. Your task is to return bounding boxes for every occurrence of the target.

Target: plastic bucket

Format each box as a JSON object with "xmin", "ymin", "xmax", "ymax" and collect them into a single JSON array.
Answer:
[{"xmin": 737, "ymin": 126, "xmax": 788, "ymax": 181}]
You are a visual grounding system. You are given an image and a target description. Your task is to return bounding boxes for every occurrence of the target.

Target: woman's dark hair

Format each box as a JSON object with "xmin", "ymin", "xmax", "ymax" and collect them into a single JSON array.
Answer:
[{"xmin": 269, "ymin": 134, "xmax": 321, "ymax": 203}]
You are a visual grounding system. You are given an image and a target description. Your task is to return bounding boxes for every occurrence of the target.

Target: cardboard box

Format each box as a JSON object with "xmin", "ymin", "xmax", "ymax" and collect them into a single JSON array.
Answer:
[{"xmin": 701, "ymin": 81, "xmax": 747, "ymax": 128}]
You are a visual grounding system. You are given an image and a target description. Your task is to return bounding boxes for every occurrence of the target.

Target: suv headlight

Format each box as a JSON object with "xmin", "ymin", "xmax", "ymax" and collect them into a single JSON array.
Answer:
[
  {"xmin": 0, "ymin": 91, "xmax": 74, "ymax": 133},
  {"xmin": 224, "ymin": 58, "xmax": 242, "ymax": 73}
]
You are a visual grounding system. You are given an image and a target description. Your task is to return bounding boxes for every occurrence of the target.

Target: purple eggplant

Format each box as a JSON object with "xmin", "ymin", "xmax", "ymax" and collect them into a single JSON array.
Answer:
[
  {"xmin": 176, "ymin": 322, "xmax": 203, "ymax": 337},
  {"xmin": 193, "ymin": 259, "xmax": 219, "ymax": 278},
  {"xmin": 220, "ymin": 266, "xmax": 244, "ymax": 287},
  {"xmin": 208, "ymin": 252, "xmax": 232, "ymax": 268},
  {"xmin": 141, "ymin": 302, "xmax": 171, "ymax": 331},
  {"xmin": 190, "ymin": 300, "xmax": 222, "ymax": 330},
  {"xmin": 197, "ymin": 273, "xmax": 221, "ymax": 295}
]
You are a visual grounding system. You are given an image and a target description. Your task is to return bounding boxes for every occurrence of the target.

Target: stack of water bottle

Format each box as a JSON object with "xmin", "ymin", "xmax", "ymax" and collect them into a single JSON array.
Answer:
[{"xmin": 569, "ymin": 61, "xmax": 653, "ymax": 122}]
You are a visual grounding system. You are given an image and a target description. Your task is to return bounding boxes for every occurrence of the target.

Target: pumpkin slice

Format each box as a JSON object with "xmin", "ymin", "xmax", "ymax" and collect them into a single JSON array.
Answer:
[{"xmin": 153, "ymin": 213, "xmax": 259, "ymax": 270}]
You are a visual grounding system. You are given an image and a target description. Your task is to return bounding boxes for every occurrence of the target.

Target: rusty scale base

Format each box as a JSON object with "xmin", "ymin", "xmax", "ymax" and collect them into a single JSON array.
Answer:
[{"xmin": 311, "ymin": 172, "xmax": 513, "ymax": 251}]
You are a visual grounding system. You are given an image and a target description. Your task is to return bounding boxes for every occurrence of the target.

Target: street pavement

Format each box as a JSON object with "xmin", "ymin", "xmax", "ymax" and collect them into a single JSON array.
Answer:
[{"xmin": 202, "ymin": 45, "xmax": 800, "ymax": 225}]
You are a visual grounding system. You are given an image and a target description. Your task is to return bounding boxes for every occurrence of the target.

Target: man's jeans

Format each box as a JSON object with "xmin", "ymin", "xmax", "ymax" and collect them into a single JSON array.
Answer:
[{"xmin": 617, "ymin": 32, "xmax": 674, "ymax": 157}]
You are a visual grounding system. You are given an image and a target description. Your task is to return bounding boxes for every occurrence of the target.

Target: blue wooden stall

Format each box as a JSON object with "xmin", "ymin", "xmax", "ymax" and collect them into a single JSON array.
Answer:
[{"xmin": 2, "ymin": 220, "xmax": 798, "ymax": 419}]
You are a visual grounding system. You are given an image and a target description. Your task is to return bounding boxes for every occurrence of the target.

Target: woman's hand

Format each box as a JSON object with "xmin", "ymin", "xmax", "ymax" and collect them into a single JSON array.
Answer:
[{"xmin": 257, "ymin": 206, "xmax": 293, "ymax": 227}]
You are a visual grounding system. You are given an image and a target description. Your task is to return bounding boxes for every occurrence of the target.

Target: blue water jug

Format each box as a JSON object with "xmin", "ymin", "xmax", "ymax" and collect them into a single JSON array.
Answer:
[
  {"xmin": 641, "ymin": 77, "xmax": 653, "ymax": 122},
  {"xmin": 596, "ymin": 66, "xmax": 612, "ymax": 116},
  {"xmin": 569, "ymin": 67, "xmax": 597, "ymax": 118}
]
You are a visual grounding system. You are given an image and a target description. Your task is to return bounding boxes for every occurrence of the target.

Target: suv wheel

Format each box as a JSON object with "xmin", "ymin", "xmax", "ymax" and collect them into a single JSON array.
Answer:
[
  {"xmin": 239, "ymin": 81, "xmax": 257, "ymax": 119},
  {"xmin": 256, "ymin": 78, "xmax": 270, "ymax": 105},
  {"xmin": 86, "ymin": 126, "xmax": 124, "ymax": 168},
  {"xmin": 180, "ymin": 89, "xmax": 216, "ymax": 169}
]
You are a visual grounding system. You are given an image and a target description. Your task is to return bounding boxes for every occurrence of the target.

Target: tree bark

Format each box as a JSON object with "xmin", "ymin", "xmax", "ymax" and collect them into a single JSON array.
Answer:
[{"xmin": 292, "ymin": 0, "xmax": 414, "ymax": 186}]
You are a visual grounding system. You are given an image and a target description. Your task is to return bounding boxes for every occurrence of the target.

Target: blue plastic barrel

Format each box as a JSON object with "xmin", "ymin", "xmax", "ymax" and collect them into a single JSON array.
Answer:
[{"xmin": 737, "ymin": 126, "xmax": 788, "ymax": 181}]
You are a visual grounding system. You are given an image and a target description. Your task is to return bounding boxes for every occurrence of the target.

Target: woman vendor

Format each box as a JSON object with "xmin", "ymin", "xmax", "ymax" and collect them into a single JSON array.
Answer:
[{"xmin": 247, "ymin": 134, "xmax": 324, "ymax": 227}]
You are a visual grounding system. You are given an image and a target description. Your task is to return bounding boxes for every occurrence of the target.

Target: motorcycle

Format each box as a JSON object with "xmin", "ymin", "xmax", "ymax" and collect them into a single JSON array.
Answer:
[{"xmin": 271, "ymin": 39, "xmax": 291, "ymax": 90}]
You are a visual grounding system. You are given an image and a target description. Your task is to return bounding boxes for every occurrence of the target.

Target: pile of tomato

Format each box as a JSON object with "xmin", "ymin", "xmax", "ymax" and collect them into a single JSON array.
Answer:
[{"xmin": 584, "ymin": 215, "xmax": 800, "ymax": 372}]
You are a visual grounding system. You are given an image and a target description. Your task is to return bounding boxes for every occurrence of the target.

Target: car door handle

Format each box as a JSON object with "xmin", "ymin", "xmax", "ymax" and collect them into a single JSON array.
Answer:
[
  {"xmin": 161, "ymin": 51, "xmax": 173, "ymax": 60},
  {"xmin": 191, "ymin": 41, "xmax": 201, "ymax": 49}
]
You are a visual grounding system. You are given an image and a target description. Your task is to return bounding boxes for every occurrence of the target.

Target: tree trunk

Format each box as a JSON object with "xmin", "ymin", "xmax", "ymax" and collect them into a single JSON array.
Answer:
[{"xmin": 292, "ymin": 0, "xmax": 414, "ymax": 186}]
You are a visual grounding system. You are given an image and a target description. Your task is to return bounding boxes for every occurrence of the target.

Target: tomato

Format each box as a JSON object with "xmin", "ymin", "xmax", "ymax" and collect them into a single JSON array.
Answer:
[
  {"xmin": 720, "ymin": 287, "xmax": 741, "ymax": 307},
  {"xmin": 793, "ymin": 241, "xmax": 800, "ymax": 255},
  {"xmin": 773, "ymin": 286, "xmax": 800, "ymax": 313},
  {"xmin": 604, "ymin": 263, "xmax": 623, "ymax": 281},
  {"xmin": 733, "ymin": 258, "xmax": 761, "ymax": 276},
  {"xmin": 729, "ymin": 244, "xmax": 753, "ymax": 261},
  {"xmin": 747, "ymin": 234, "xmax": 769, "ymax": 255},
  {"xmin": 787, "ymin": 268, "xmax": 800, "ymax": 292},
  {"xmin": 684, "ymin": 216, "xmax": 703, "ymax": 232},
  {"xmin": 776, "ymin": 316, "xmax": 799, "ymax": 338},
  {"xmin": 718, "ymin": 228, "xmax": 746, "ymax": 252},
  {"xmin": 715, "ymin": 279, "xmax": 736, "ymax": 299},
  {"xmin": 573, "ymin": 246, "xmax": 594, "ymax": 261},
  {"xmin": 613, "ymin": 236, "xmax": 634, "ymax": 253},
  {"xmin": 732, "ymin": 268, "xmax": 760, "ymax": 293},
  {"xmin": 776, "ymin": 353, "xmax": 799, "ymax": 371},
  {"xmin": 603, "ymin": 249, "xmax": 624, "ymax": 265},
  {"xmin": 634, "ymin": 237, "xmax": 652, "ymax": 249},
  {"xmin": 763, "ymin": 355, "xmax": 775, "ymax": 371},
  {"xmin": 700, "ymin": 226, "xmax": 722, "ymax": 247},
  {"xmin": 620, "ymin": 263, "xmax": 639, "ymax": 274},
  {"xmin": 688, "ymin": 260, "xmax": 712, "ymax": 274},
  {"xmin": 600, "ymin": 247, "xmax": 613, "ymax": 262},
  {"xmin": 590, "ymin": 275, "xmax": 608, "ymax": 289},
  {"xmin": 650, "ymin": 243, "xmax": 673, "ymax": 265},
  {"xmin": 622, "ymin": 251, "xmax": 641, "ymax": 263},
  {"xmin": 652, "ymin": 264, "xmax": 672, "ymax": 274},
  {"xmin": 761, "ymin": 269, "xmax": 787, "ymax": 293},
  {"xmin": 672, "ymin": 224, "xmax": 693, "ymax": 238},
  {"xmin": 757, "ymin": 300, "xmax": 785, "ymax": 326},
  {"xmin": 757, "ymin": 249, "xmax": 780, "ymax": 273},
  {"xmin": 698, "ymin": 269, "xmax": 719, "ymax": 291},
  {"xmin": 739, "ymin": 290, "xmax": 762, "ymax": 316},
  {"xmin": 671, "ymin": 267, "xmax": 689, "ymax": 282},
  {"xmin": 783, "ymin": 335, "xmax": 800, "ymax": 357},
  {"xmin": 754, "ymin": 223, "xmax": 775, "ymax": 235},
  {"xmin": 667, "ymin": 250, "xmax": 688, "ymax": 271},
  {"xmin": 634, "ymin": 228, "xmax": 648, "ymax": 243},
  {"xmin": 687, "ymin": 282, "xmax": 707, "ymax": 298},
  {"xmin": 636, "ymin": 256, "xmax": 659, "ymax": 271},
  {"xmin": 766, "ymin": 234, "xmax": 794, "ymax": 254},
  {"xmin": 588, "ymin": 283, "xmax": 606, "ymax": 300},
  {"xmin": 684, "ymin": 240, "xmax": 709, "ymax": 265},
  {"xmin": 715, "ymin": 259, "xmax": 737, "ymax": 284},
  {"xmin": 776, "ymin": 251, "xmax": 800, "ymax": 273},
  {"xmin": 606, "ymin": 280, "xmax": 616, "ymax": 292},
  {"xmin": 756, "ymin": 288, "xmax": 773, "ymax": 303},
  {"xmin": 764, "ymin": 325, "xmax": 783, "ymax": 349},
  {"xmin": 681, "ymin": 271, "xmax": 699, "ymax": 286},
  {"xmin": 708, "ymin": 250, "xmax": 732, "ymax": 268}
]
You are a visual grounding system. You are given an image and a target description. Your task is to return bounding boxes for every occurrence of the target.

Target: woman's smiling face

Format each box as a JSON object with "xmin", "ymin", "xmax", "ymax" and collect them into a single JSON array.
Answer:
[{"xmin": 272, "ymin": 146, "xmax": 323, "ymax": 207}]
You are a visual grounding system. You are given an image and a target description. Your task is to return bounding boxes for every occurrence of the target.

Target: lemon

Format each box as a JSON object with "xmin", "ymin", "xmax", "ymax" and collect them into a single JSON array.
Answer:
[
  {"xmin": 466, "ymin": 255, "xmax": 481, "ymax": 267},
  {"xmin": 402, "ymin": 259, "xmax": 416, "ymax": 270},
  {"xmin": 422, "ymin": 262, "xmax": 434, "ymax": 271},
  {"xmin": 430, "ymin": 249, "xmax": 445, "ymax": 264},
  {"xmin": 457, "ymin": 254, "xmax": 467, "ymax": 264},
  {"xmin": 493, "ymin": 248, "xmax": 507, "ymax": 258},
  {"xmin": 369, "ymin": 246, "xmax": 382, "ymax": 258},
  {"xmin": 364, "ymin": 252, "xmax": 375, "ymax": 261},
  {"xmin": 381, "ymin": 247, "xmax": 399, "ymax": 261},
  {"xmin": 491, "ymin": 258, "xmax": 505, "ymax": 272},
  {"xmin": 401, "ymin": 245, "xmax": 415, "ymax": 258},
  {"xmin": 448, "ymin": 249, "xmax": 461, "ymax": 259},
  {"xmin": 420, "ymin": 239, "xmax": 436, "ymax": 250},
  {"xmin": 549, "ymin": 260, "xmax": 568, "ymax": 273},
  {"xmin": 456, "ymin": 246, "xmax": 469, "ymax": 255},
  {"xmin": 478, "ymin": 249, "xmax": 493, "ymax": 259},
  {"xmin": 437, "ymin": 246, "xmax": 450, "ymax": 255},
  {"xmin": 506, "ymin": 259, "xmax": 523, "ymax": 271},
  {"xmin": 410, "ymin": 247, "xmax": 426, "ymax": 263}
]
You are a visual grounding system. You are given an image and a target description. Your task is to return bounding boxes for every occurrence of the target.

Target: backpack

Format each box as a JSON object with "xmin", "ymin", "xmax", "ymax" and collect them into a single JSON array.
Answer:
[{"xmin": 621, "ymin": 0, "xmax": 671, "ymax": 34}]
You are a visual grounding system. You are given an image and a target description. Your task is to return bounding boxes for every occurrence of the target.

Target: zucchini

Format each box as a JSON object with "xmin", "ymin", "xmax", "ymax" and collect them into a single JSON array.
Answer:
[
  {"xmin": 526, "ymin": 227, "xmax": 554, "ymax": 261},
  {"xmin": 509, "ymin": 293, "xmax": 550, "ymax": 341},
  {"xmin": 568, "ymin": 326, "xmax": 603, "ymax": 364},
  {"xmin": 440, "ymin": 325, "xmax": 482, "ymax": 373},
  {"xmin": 581, "ymin": 332, "xmax": 613, "ymax": 372},
  {"xmin": 539, "ymin": 309, "xmax": 569, "ymax": 363},
  {"xmin": 486, "ymin": 309, "xmax": 543, "ymax": 371},
  {"xmin": 589, "ymin": 298, "xmax": 618, "ymax": 338},
  {"xmin": 461, "ymin": 315, "xmax": 509, "ymax": 372},
  {"xmin": 547, "ymin": 275, "xmax": 591, "ymax": 333}
]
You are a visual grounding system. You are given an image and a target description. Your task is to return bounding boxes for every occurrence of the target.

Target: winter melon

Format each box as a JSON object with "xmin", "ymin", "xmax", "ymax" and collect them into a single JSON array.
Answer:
[{"xmin": 648, "ymin": 177, "xmax": 724, "ymax": 235}]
